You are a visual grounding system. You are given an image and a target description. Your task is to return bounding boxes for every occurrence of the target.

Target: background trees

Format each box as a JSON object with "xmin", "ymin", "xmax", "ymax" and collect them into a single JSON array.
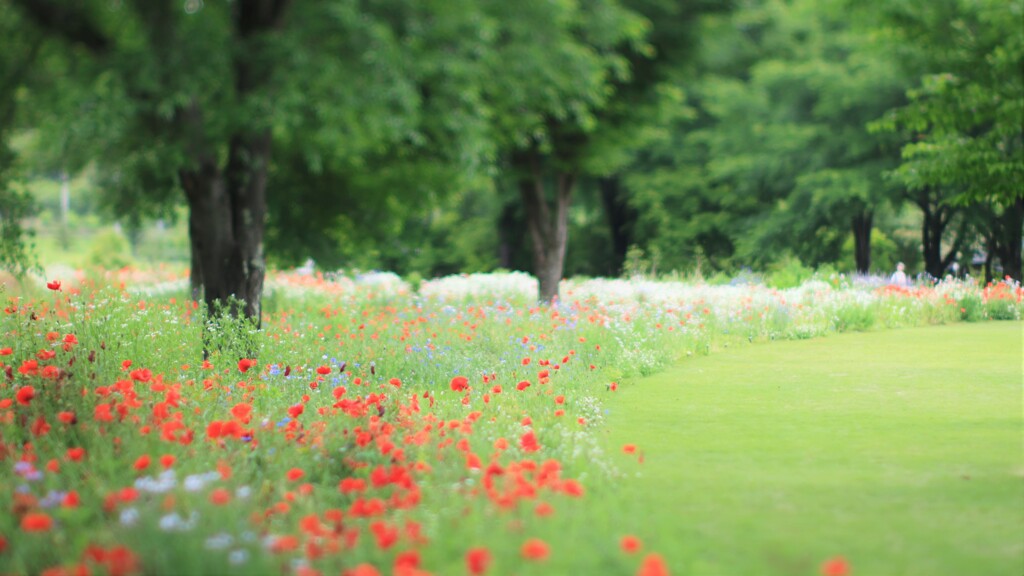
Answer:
[{"xmin": 2, "ymin": 0, "xmax": 1020, "ymax": 300}]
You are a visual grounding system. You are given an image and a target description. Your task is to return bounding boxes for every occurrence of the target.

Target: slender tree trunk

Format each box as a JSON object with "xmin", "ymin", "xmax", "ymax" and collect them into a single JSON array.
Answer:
[
  {"xmin": 851, "ymin": 210, "xmax": 873, "ymax": 274},
  {"xmin": 996, "ymin": 196, "xmax": 1023, "ymax": 281},
  {"xmin": 598, "ymin": 176, "xmax": 637, "ymax": 276},
  {"xmin": 917, "ymin": 187, "xmax": 962, "ymax": 278},
  {"xmin": 515, "ymin": 151, "xmax": 574, "ymax": 303}
]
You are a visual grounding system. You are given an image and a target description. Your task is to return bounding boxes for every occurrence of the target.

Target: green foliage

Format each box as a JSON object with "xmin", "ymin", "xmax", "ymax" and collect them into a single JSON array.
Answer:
[
  {"xmin": 958, "ymin": 293, "xmax": 985, "ymax": 321},
  {"xmin": 765, "ymin": 255, "xmax": 816, "ymax": 289},
  {"xmin": 870, "ymin": 0, "xmax": 1024, "ymax": 205},
  {"xmin": 86, "ymin": 227, "xmax": 133, "ymax": 270}
]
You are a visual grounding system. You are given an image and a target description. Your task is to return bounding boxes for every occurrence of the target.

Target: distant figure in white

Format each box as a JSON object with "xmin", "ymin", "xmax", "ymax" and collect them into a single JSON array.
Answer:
[{"xmin": 890, "ymin": 262, "xmax": 908, "ymax": 286}]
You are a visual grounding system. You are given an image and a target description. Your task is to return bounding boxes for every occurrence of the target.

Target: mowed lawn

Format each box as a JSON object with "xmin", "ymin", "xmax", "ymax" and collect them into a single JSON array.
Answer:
[{"xmin": 604, "ymin": 322, "xmax": 1023, "ymax": 576}]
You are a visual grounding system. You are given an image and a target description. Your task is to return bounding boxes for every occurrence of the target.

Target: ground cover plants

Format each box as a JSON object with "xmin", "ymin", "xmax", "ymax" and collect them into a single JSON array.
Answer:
[{"xmin": 1, "ymin": 271, "xmax": 1021, "ymax": 575}]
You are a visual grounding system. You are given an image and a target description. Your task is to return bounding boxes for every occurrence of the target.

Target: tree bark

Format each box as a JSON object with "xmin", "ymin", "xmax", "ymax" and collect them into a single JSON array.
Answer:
[
  {"xmin": 851, "ymin": 210, "xmax": 873, "ymax": 274},
  {"xmin": 514, "ymin": 150, "xmax": 574, "ymax": 304}
]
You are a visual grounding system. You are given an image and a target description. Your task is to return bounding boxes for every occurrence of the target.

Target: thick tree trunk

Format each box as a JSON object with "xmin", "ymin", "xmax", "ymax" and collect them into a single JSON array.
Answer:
[
  {"xmin": 515, "ymin": 151, "xmax": 574, "ymax": 303},
  {"xmin": 851, "ymin": 210, "xmax": 872, "ymax": 274},
  {"xmin": 996, "ymin": 196, "xmax": 1023, "ymax": 281},
  {"xmin": 598, "ymin": 175, "xmax": 635, "ymax": 276},
  {"xmin": 180, "ymin": 141, "xmax": 267, "ymax": 328}
]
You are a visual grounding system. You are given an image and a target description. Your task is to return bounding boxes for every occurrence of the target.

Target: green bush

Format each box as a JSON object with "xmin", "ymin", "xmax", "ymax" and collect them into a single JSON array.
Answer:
[
  {"xmin": 766, "ymin": 255, "xmax": 815, "ymax": 289},
  {"xmin": 87, "ymin": 228, "xmax": 133, "ymax": 270}
]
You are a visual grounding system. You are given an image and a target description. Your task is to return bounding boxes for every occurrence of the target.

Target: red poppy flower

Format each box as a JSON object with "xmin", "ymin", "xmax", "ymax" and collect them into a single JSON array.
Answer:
[
  {"xmin": 18, "ymin": 360, "xmax": 38, "ymax": 376},
  {"xmin": 21, "ymin": 512, "xmax": 53, "ymax": 532},
  {"xmin": 231, "ymin": 403, "xmax": 253, "ymax": 423},
  {"xmin": 133, "ymin": 455, "xmax": 151, "ymax": 471},
  {"xmin": 389, "ymin": 377, "xmax": 402, "ymax": 388},
  {"xmin": 16, "ymin": 386, "xmax": 35, "ymax": 406},
  {"xmin": 57, "ymin": 411, "xmax": 76, "ymax": 424},
  {"xmin": 466, "ymin": 548, "xmax": 491, "ymax": 575},
  {"xmin": 636, "ymin": 553, "xmax": 669, "ymax": 576},
  {"xmin": 820, "ymin": 557, "xmax": 850, "ymax": 576},
  {"xmin": 344, "ymin": 565, "xmax": 382, "ymax": 576},
  {"xmin": 209, "ymin": 488, "xmax": 231, "ymax": 506},
  {"xmin": 520, "ymin": 431, "xmax": 540, "ymax": 453},
  {"xmin": 450, "ymin": 376, "xmax": 469, "ymax": 392},
  {"xmin": 41, "ymin": 366, "xmax": 60, "ymax": 379},
  {"xmin": 316, "ymin": 365, "xmax": 331, "ymax": 375},
  {"xmin": 521, "ymin": 538, "xmax": 549, "ymax": 561},
  {"xmin": 516, "ymin": 380, "xmax": 531, "ymax": 391},
  {"xmin": 0, "ymin": 347, "xmax": 12, "ymax": 355},
  {"xmin": 66, "ymin": 447, "xmax": 85, "ymax": 462},
  {"xmin": 237, "ymin": 359, "xmax": 257, "ymax": 373},
  {"xmin": 62, "ymin": 490, "xmax": 80, "ymax": 508},
  {"xmin": 286, "ymin": 468, "xmax": 305, "ymax": 482},
  {"xmin": 160, "ymin": 454, "xmax": 176, "ymax": 469},
  {"xmin": 46, "ymin": 280, "xmax": 61, "ymax": 291}
]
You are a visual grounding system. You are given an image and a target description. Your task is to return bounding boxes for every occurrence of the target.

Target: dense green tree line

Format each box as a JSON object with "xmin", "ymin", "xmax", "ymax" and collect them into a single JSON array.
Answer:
[{"xmin": 1, "ymin": 0, "xmax": 1020, "ymax": 313}]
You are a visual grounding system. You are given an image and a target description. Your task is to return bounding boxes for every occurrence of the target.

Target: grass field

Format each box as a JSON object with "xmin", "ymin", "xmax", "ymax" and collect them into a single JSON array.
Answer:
[{"xmin": 605, "ymin": 322, "xmax": 1023, "ymax": 576}]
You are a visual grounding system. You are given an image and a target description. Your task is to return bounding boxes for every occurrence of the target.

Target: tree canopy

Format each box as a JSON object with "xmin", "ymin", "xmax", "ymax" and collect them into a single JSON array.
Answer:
[{"xmin": 1, "ymin": 0, "xmax": 1021, "ymax": 297}]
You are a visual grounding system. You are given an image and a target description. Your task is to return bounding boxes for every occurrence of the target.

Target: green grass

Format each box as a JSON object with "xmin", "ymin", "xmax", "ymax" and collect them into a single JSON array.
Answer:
[{"xmin": 604, "ymin": 322, "xmax": 1024, "ymax": 576}]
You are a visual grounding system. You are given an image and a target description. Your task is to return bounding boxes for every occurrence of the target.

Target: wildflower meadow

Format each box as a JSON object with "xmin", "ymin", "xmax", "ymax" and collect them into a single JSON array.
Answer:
[{"xmin": 1, "ymin": 270, "xmax": 1021, "ymax": 576}]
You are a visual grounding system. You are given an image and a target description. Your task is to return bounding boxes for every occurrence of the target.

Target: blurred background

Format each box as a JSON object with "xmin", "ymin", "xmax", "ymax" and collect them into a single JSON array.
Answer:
[{"xmin": 1, "ymin": 0, "xmax": 1020, "ymax": 289}]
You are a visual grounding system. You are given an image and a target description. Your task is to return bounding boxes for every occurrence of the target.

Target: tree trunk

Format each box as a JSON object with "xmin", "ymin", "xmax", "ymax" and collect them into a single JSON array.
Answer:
[
  {"xmin": 515, "ymin": 151, "xmax": 574, "ymax": 303},
  {"xmin": 917, "ymin": 187, "xmax": 963, "ymax": 279},
  {"xmin": 996, "ymin": 196, "xmax": 1023, "ymax": 281},
  {"xmin": 851, "ymin": 210, "xmax": 872, "ymax": 274},
  {"xmin": 598, "ymin": 175, "xmax": 635, "ymax": 276},
  {"xmin": 180, "ymin": 140, "xmax": 267, "ymax": 328}
]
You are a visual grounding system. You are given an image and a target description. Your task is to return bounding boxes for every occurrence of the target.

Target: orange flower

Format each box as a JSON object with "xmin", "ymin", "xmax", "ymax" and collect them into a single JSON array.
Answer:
[
  {"xmin": 466, "ymin": 548, "xmax": 491, "ymax": 575},
  {"xmin": 620, "ymin": 535, "xmax": 642, "ymax": 553},
  {"xmin": 231, "ymin": 403, "xmax": 253, "ymax": 424},
  {"xmin": 521, "ymin": 538, "xmax": 549, "ymax": 561},
  {"xmin": 21, "ymin": 512, "xmax": 53, "ymax": 532},
  {"xmin": 636, "ymin": 553, "xmax": 669, "ymax": 576}
]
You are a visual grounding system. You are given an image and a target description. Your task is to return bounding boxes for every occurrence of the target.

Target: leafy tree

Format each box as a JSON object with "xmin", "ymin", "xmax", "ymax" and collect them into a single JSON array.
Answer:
[
  {"xmin": 629, "ymin": 0, "xmax": 909, "ymax": 274},
  {"xmin": 0, "ymin": 7, "xmax": 42, "ymax": 276},
  {"xmin": 870, "ymin": 0, "xmax": 1023, "ymax": 279}
]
